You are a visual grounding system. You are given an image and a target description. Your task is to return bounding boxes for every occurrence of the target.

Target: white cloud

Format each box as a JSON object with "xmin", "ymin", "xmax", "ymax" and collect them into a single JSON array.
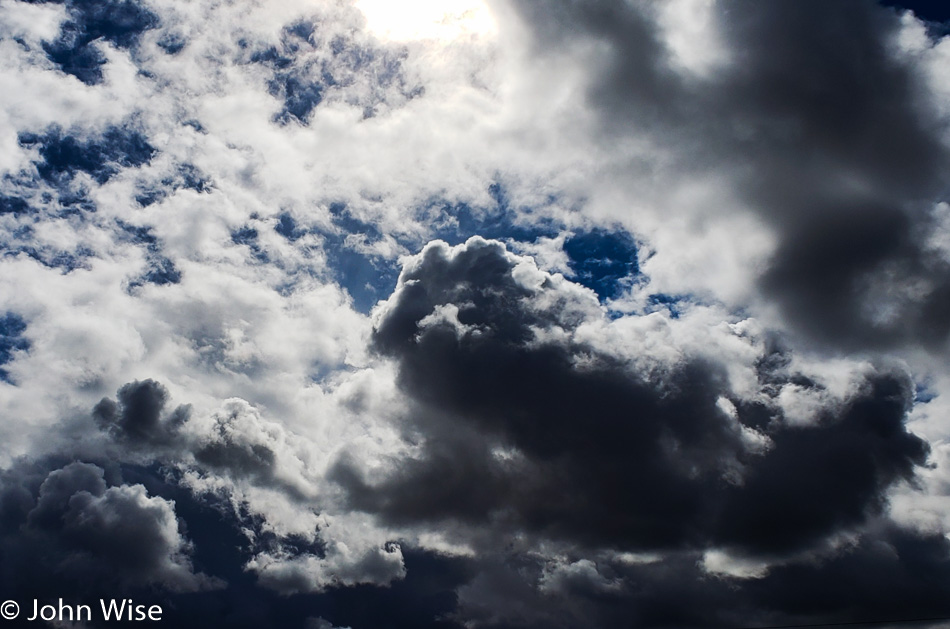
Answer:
[{"xmin": 701, "ymin": 549, "xmax": 771, "ymax": 580}]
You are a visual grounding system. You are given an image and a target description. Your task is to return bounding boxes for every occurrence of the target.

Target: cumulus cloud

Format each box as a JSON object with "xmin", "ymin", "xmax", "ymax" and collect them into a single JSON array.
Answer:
[
  {"xmin": 318, "ymin": 236, "xmax": 950, "ymax": 627},
  {"xmin": 249, "ymin": 539, "xmax": 406, "ymax": 595},
  {"xmin": 0, "ymin": 459, "xmax": 218, "ymax": 598},
  {"xmin": 93, "ymin": 378, "xmax": 189, "ymax": 446},
  {"xmin": 335, "ymin": 239, "xmax": 931, "ymax": 561}
]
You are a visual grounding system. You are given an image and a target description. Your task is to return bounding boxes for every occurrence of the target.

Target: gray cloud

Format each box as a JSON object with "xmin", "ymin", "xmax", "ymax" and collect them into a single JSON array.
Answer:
[
  {"xmin": 0, "ymin": 459, "xmax": 218, "ymax": 598},
  {"xmin": 454, "ymin": 525, "xmax": 950, "ymax": 629},
  {"xmin": 334, "ymin": 237, "xmax": 929, "ymax": 560},
  {"xmin": 507, "ymin": 0, "xmax": 950, "ymax": 351},
  {"xmin": 93, "ymin": 379, "xmax": 190, "ymax": 447}
]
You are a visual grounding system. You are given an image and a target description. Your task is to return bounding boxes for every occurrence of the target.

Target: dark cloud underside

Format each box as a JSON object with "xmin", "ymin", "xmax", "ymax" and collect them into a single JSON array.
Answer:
[{"xmin": 336, "ymin": 239, "xmax": 930, "ymax": 561}]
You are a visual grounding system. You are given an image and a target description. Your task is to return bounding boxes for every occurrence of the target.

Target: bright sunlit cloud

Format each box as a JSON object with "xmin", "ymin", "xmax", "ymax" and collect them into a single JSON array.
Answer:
[{"xmin": 354, "ymin": 0, "xmax": 497, "ymax": 42}]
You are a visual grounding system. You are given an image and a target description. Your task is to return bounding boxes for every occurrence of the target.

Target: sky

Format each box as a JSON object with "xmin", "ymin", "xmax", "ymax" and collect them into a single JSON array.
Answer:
[{"xmin": 1, "ymin": 1, "xmax": 950, "ymax": 628}]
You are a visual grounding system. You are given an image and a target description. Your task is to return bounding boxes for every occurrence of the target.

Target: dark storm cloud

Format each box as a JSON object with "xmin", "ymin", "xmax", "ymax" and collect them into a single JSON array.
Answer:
[
  {"xmin": 0, "ymin": 384, "xmax": 476, "ymax": 628},
  {"xmin": 93, "ymin": 379, "xmax": 189, "ymax": 447},
  {"xmin": 452, "ymin": 526, "xmax": 950, "ymax": 629},
  {"xmin": 92, "ymin": 382, "xmax": 292, "ymax": 493},
  {"xmin": 193, "ymin": 422, "xmax": 278, "ymax": 484},
  {"xmin": 507, "ymin": 0, "xmax": 950, "ymax": 351},
  {"xmin": 333, "ymin": 234, "xmax": 945, "ymax": 627},
  {"xmin": 0, "ymin": 459, "xmax": 214, "ymax": 599},
  {"xmin": 717, "ymin": 371, "xmax": 928, "ymax": 555},
  {"xmin": 333, "ymin": 237, "xmax": 929, "ymax": 557},
  {"xmin": 0, "ymin": 382, "xmax": 323, "ymax": 622}
]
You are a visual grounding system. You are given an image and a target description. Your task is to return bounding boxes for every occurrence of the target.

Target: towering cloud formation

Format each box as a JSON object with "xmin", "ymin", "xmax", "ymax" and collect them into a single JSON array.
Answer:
[{"xmin": 339, "ymin": 238, "xmax": 930, "ymax": 558}]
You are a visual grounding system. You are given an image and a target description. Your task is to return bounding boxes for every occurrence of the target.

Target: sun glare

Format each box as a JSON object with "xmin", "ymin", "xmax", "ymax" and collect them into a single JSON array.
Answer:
[{"xmin": 354, "ymin": 0, "xmax": 498, "ymax": 42}]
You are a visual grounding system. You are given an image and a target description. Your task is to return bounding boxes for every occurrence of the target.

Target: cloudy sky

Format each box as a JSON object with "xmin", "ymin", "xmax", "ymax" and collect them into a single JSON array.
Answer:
[{"xmin": 2, "ymin": 0, "xmax": 950, "ymax": 627}]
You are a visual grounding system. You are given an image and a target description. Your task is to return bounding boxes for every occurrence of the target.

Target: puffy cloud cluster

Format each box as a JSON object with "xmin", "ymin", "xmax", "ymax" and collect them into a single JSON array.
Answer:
[
  {"xmin": 339, "ymin": 239, "xmax": 933, "ymax": 559},
  {"xmin": 89, "ymin": 380, "xmax": 406, "ymax": 596},
  {"xmin": 0, "ymin": 459, "xmax": 218, "ymax": 599},
  {"xmin": 319, "ymin": 236, "xmax": 950, "ymax": 626}
]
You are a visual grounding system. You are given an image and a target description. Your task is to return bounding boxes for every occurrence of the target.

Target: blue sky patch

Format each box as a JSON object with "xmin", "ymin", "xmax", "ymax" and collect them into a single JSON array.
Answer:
[
  {"xmin": 427, "ymin": 185, "xmax": 562, "ymax": 246},
  {"xmin": 137, "ymin": 257, "xmax": 181, "ymax": 287},
  {"xmin": 14, "ymin": 242, "xmax": 93, "ymax": 272},
  {"xmin": 421, "ymin": 188, "xmax": 641, "ymax": 303},
  {"xmin": 329, "ymin": 247, "xmax": 400, "ymax": 313},
  {"xmin": 324, "ymin": 204, "xmax": 399, "ymax": 312},
  {"xmin": 157, "ymin": 32, "xmax": 186, "ymax": 55},
  {"xmin": 273, "ymin": 204, "xmax": 401, "ymax": 312},
  {"xmin": 883, "ymin": 1, "xmax": 950, "ymax": 36},
  {"xmin": 915, "ymin": 380, "xmax": 937, "ymax": 404},
  {"xmin": 118, "ymin": 221, "xmax": 182, "ymax": 289},
  {"xmin": 646, "ymin": 293, "xmax": 688, "ymax": 319},
  {"xmin": 0, "ymin": 196, "xmax": 30, "ymax": 216},
  {"xmin": 136, "ymin": 163, "xmax": 211, "ymax": 207},
  {"xmin": 274, "ymin": 212, "xmax": 303, "ymax": 241},
  {"xmin": 23, "ymin": 125, "xmax": 155, "ymax": 186},
  {"xmin": 55, "ymin": 189, "xmax": 96, "ymax": 216},
  {"xmin": 40, "ymin": 0, "xmax": 160, "ymax": 85},
  {"xmin": 231, "ymin": 225, "xmax": 270, "ymax": 264},
  {"xmin": 270, "ymin": 73, "xmax": 326, "ymax": 125},
  {"xmin": 563, "ymin": 229, "xmax": 639, "ymax": 301},
  {"xmin": 248, "ymin": 19, "xmax": 420, "ymax": 125},
  {"xmin": 0, "ymin": 312, "xmax": 29, "ymax": 384},
  {"xmin": 248, "ymin": 22, "xmax": 326, "ymax": 125}
]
